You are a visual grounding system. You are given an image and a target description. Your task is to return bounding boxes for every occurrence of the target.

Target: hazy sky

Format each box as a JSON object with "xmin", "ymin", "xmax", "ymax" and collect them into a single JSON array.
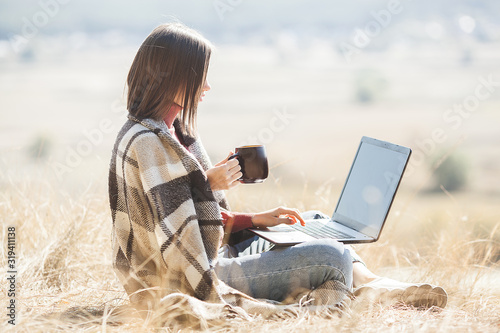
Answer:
[{"xmin": 1, "ymin": 0, "xmax": 499, "ymax": 45}]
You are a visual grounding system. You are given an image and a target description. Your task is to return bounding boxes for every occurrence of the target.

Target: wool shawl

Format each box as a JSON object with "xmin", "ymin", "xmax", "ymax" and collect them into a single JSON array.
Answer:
[{"xmin": 109, "ymin": 115, "xmax": 348, "ymax": 323}]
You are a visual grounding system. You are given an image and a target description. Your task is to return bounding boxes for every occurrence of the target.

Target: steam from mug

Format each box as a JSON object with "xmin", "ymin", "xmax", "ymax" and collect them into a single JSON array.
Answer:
[{"xmin": 228, "ymin": 145, "xmax": 268, "ymax": 183}]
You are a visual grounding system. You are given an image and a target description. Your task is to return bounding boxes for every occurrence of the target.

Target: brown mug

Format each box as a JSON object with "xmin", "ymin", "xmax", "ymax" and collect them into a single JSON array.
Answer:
[{"xmin": 229, "ymin": 145, "xmax": 268, "ymax": 183}]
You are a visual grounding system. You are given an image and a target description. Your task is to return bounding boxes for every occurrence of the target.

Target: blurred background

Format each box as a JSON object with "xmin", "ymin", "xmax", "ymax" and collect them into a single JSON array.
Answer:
[
  {"xmin": 1, "ymin": 0, "xmax": 499, "ymax": 236},
  {"xmin": 2, "ymin": 4, "xmax": 499, "ymax": 329}
]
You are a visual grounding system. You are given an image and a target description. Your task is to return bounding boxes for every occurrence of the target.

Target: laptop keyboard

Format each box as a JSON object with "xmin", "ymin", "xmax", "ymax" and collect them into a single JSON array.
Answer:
[{"xmin": 289, "ymin": 221, "xmax": 355, "ymax": 240}]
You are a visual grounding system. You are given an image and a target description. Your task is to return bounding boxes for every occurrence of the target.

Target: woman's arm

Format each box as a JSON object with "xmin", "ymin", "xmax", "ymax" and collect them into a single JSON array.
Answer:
[
  {"xmin": 222, "ymin": 207, "xmax": 305, "ymax": 233},
  {"xmin": 221, "ymin": 211, "xmax": 254, "ymax": 233},
  {"xmin": 122, "ymin": 130, "xmax": 223, "ymax": 300},
  {"xmin": 251, "ymin": 207, "xmax": 305, "ymax": 228},
  {"xmin": 209, "ymin": 154, "xmax": 305, "ymax": 230}
]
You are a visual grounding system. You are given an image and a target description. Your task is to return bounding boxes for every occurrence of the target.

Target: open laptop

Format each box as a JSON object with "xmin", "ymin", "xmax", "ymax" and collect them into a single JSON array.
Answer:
[{"xmin": 250, "ymin": 136, "xmax": 412, "ymax": 246}]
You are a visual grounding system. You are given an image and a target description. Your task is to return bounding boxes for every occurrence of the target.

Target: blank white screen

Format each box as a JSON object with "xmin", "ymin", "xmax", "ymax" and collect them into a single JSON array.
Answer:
[{"xmin": 335, "ymin": 142, "xmax": 407, "ymax": 237}]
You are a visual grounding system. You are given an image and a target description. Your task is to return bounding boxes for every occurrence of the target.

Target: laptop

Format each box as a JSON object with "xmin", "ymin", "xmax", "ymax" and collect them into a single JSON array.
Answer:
[{"xmin": 249, "ymin": 136, "xmax": 412, "ymax": 246}]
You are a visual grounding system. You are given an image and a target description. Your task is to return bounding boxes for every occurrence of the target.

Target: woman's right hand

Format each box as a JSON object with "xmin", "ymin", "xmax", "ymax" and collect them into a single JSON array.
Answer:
[
  {"xmin": 251, "ymin": 207, "xmax": 306, "ymax": 228},
  {"xmin": 206, "ymin": 152, "xmax": 243, "ymax": 191}
]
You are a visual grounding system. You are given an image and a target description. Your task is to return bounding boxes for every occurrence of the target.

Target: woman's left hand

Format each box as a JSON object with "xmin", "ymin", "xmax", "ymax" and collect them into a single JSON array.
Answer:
[
  {"xmin": 251, "ymin": 206, "xmax": 306, "ymax": 228},
  {"xmin": 206, "ymin": 152, "xmax": 242, "ymax": 191}
]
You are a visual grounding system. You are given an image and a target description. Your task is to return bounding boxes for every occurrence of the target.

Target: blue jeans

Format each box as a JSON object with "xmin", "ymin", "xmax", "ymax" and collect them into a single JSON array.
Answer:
[{"xmin": 215, "ymin": 211, "xmax": 356, "ymax": 302}]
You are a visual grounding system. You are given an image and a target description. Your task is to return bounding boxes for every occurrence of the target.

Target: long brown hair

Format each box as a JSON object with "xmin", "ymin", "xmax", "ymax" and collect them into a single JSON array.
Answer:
[{"xmin": 127, "ymin": 23, "xmax": 212, "ymax": 136}]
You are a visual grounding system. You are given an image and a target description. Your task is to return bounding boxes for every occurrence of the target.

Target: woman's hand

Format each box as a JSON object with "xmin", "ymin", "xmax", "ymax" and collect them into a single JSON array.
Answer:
[
  {"xmin": 251, "ymin": 207, "xmax": 306, "ymax": 228},
  {"xmin": 206, "ymin": 152, "xmax": 242, "ymax": 191}
]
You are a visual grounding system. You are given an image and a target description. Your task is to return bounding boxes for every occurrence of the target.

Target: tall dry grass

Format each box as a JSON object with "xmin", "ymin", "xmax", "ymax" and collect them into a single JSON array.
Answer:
[{"xmin": 1, "ymin": 176, "xmax": 499, "ymax": 332}]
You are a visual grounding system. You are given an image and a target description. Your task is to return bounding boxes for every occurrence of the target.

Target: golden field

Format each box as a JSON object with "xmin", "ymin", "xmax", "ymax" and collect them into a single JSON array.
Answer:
[{"xmin": 0, "ymin": 40, "xmax": 499, "ymax": 331}]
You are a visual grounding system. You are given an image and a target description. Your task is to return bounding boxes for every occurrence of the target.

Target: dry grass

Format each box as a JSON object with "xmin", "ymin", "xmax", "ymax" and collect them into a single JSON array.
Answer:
[
  {"xmin": 1, "ymin": 40, "xmax": 499, "ymax": 331},
  {"xmin": 1, "ymin": 176, "xmax": 499, "ymax": 333}
]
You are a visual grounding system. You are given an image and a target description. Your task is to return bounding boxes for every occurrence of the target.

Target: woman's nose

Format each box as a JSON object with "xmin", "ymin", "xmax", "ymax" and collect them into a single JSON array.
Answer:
[{"xmin": 203, "ymin": 80, "xmax": 211, "ymax": 92}]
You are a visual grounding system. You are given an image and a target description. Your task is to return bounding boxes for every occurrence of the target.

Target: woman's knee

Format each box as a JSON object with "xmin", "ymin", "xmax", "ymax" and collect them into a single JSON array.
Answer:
[{"xmin": 294, "ymin": 239, "xmax": 353, "ymax": 286}]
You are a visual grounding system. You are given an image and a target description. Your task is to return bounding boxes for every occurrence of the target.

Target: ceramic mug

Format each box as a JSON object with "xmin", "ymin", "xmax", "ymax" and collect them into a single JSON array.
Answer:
[{"xmin": 229, "ymin": 145, "xmax": 268, "ymax": 183}]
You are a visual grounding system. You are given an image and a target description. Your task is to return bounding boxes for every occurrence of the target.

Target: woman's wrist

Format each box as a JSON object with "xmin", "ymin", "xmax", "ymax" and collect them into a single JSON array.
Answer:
[
  {"xmin": 251, "ymin": 213, "xmax": 263, "ymax": 228},
  {"xmin": 228, "ymin": 212, "xmax": 255, "ymax": 232}
]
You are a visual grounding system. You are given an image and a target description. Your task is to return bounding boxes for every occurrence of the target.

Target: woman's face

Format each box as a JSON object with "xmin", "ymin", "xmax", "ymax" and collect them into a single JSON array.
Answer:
[
  {"xmin": 199, "ymin": 79, "xmax": 211, "ymax": 102},
  {"xmin": 174, "ymin": 79, "xmax": 211, "ymax": 107}
]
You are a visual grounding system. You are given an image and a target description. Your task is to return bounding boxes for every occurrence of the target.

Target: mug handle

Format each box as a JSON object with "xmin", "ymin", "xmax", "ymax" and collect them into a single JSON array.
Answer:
[
  {"xmin": 228, "ymin": 152, "xmax": 243, "ymax": 181},
  {"xmin": 228, "ymin": 152, "xmax": 239, "ymax": 160}
]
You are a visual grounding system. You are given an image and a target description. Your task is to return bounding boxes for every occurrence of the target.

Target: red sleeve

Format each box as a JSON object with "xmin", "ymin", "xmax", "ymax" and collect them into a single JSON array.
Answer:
[{"xmin": 221, "ymin": 211, "xmax": 254, "ymax": 233}]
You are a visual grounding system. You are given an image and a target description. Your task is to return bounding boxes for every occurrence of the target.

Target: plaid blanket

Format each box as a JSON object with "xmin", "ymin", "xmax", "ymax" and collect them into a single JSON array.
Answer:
[{"xmin": 108, "ymin": 115, "xmax": 348, "ymax": 322}]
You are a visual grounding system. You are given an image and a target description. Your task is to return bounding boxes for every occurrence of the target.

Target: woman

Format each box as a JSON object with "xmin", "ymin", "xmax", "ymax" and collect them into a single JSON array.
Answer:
[{"xmin": 109, "ymin": 23, "xmax": 447, "ymax": 317}]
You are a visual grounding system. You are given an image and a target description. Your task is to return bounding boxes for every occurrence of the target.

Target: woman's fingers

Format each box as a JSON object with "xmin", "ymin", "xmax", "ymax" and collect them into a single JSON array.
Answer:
[
  {"xmin": 207, "ymin": 157, "xmax": 241, "ymax": 190},
  {"xmin": 210, "ymin": 159, "xmax": 240, "ymax": 189},
  {"xmin": 253, "ymin": 207, "xmax": 306, "ymax": 228},
  {"xmin": 278, "ymin": 214, "xmax": 297, "ymax": 225},
  {"xmin": 227, "ymin": 179, "xmax": 241, "ymax": 189},
  {"xmin": 277, "ymin": 207, "xmax": 306, "ymax": 226},
  {"xmin": 227, "ymin": 159, "xmax": 240, "ymax": 174},
  {"xmin": 229, "ymin": 171, "xmax": 243, "ymax": 182},
  {"xmin": 214, "ymin": 151, "xmax": 235, "ymax": 167},
  {"xmin": 227, "ymin": 169, "xmax": 242, "ymax": 188},
  {"xmin": 226, "ymin": 159, "xmax": 241, "ymax": 185}
]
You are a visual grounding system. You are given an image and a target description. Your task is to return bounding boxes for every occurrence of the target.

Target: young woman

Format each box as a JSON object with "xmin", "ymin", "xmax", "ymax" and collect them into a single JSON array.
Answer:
[{"xmin": 109, "ymin": 23, "xmax": 447, "ymax": 316}]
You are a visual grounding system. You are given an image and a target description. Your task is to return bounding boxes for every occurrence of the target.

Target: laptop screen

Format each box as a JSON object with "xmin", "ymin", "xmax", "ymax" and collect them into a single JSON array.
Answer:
[{"xmin": 332, "ymin": 137, "xmax": 411, "ymax": 239}]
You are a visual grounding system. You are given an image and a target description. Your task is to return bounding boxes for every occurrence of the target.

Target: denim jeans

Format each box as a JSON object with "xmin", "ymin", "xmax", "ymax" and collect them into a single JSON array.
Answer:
[{"xmin": 215, "ymin": 210, "xmax": 357, "ymax": 302}]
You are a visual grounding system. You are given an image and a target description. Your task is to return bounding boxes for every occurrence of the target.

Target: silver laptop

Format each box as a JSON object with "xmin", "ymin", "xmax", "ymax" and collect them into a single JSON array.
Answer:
[{"xmin": 250, "ymin": 136, "xmax": 412, "ymax": 246}]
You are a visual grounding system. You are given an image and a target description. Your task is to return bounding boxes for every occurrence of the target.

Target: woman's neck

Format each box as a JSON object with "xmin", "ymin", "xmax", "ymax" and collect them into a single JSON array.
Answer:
[{"xmin": 163, "ymin": 104, "xmax": 183, "ymax": 129}]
